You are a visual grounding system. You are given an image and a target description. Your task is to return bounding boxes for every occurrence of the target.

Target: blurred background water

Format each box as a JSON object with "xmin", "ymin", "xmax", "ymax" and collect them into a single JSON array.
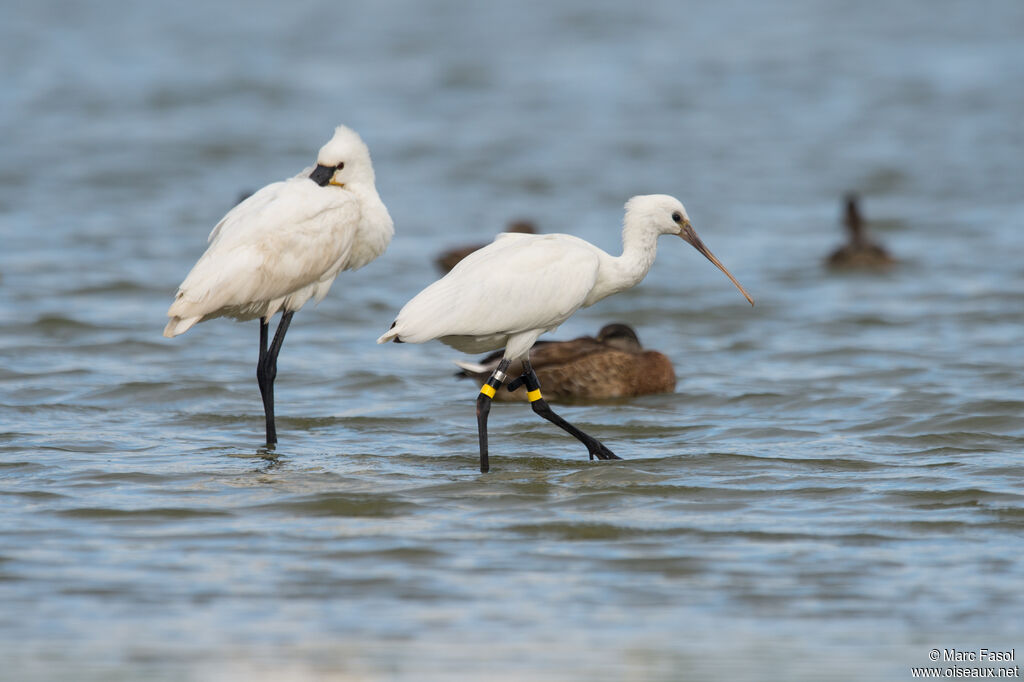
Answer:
[{"xmin": 2, "ymin": 1, "xmax": 1023, "ymax": 680}]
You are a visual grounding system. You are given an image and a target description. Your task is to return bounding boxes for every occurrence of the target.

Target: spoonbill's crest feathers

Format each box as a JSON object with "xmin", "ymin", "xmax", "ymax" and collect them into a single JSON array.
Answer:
[
  {"xmin": 623, "ymin": 194, "xmax": 690, "ymax": 236},
  {"xmin": 316, "ymin": 125, "xmax": 376, "ymax": 184}
]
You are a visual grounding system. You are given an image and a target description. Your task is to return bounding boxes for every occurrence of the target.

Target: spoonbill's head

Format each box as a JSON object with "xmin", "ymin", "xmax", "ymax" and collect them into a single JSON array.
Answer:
[
  {"xmin": 626, "ymin": 194, "xmax": 755, "ymax": 306},
  {"xmin": 309, "ymin": 125, "xmax": 375, "ymax": 188}
]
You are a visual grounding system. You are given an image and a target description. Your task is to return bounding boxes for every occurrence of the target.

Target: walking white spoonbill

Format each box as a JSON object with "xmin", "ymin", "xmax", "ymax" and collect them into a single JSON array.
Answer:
[
  {"xmin": 165, "ymin": 125, "xmax": 393, "ymax": 445},
  {"xmin": 378, "ymin": 194, "xmax": 753, "ymax": 472}
]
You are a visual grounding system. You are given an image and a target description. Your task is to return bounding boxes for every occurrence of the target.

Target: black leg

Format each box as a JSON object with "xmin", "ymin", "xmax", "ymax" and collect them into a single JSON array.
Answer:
[
  {"xmin": 476, "ymin": 359, "xmax": 511, "ymax": 473},
  {"xmin": 256, "ymin": 311, "xmax": 294, "ymax": 445},
  {"xmin": 257, "ymin": 319, "xmax": 272, "ymax": 442},
  {"xmin": 515, "ymin": 361, "xmax": 621, "ymax": 462}
]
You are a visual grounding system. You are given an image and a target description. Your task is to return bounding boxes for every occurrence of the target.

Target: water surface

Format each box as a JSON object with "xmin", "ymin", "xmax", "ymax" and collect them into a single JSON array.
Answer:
[{"xmin": 2, "ymin": 1, "xmax": 1023, "ymax": 680}]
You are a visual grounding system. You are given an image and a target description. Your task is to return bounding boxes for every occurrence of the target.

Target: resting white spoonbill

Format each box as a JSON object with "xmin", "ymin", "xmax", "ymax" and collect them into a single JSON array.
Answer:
[
  {"xmin": 378, "ymin": 194, "xmax": 753, "ymax": 472},
  {"xmin": 165, "ymin": 125, "xmax": 393, "ymax": 445}
]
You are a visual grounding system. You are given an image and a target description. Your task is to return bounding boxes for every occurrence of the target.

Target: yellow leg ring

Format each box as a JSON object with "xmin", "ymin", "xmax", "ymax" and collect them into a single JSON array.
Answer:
[
  {"xmin": 480, "ymin": 384, "xmax": 496, "ymax": 399},
  {"xmin": 527, "ymin": 389, "xmax": 542, "ymax": 402}
]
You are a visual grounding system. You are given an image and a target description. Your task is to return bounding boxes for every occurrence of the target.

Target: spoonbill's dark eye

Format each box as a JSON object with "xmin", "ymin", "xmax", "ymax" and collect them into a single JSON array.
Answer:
[
  {"xmin": 336, "ymin": 162, "xmax": 344, "ymax": 170},
  {"xmin": 671, "ymin": 211, "xmax": 682, "ymax": 223}
]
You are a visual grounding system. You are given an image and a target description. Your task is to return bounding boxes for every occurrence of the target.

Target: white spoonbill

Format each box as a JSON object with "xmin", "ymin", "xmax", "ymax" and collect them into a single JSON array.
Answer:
[
  {"xmin": 377, "ymin": 194, "xmax": 753, "ymax": 472},
  {"xmin": 165, "ymin": 125, "xmax": 393, "ymax": 445}
]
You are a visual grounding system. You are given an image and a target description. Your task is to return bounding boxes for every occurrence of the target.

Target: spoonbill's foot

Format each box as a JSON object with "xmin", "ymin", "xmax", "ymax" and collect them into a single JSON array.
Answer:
[{"xmin": 587, "ymin": 442, "xmax": 621, "ymax": 461}]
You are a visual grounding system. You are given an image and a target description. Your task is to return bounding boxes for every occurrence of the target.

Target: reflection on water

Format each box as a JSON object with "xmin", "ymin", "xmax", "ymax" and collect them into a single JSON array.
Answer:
[{"xmin": 2, "ymin": 0, "xmax": 1024, "ymax": 680}]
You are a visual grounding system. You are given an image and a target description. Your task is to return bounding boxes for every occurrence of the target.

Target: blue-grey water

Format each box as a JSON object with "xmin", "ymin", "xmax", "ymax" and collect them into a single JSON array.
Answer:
[{"xmin": 2, "ymin": 1, "xmax": 1023, "ymax": 680}]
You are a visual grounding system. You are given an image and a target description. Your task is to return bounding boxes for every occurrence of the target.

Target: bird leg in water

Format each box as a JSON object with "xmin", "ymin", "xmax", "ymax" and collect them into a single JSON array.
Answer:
[
  {"xmin": 476, "ymin": 359, "xmax": 511, "ymax": 473},
  {"xmin": 256, "ymin": 311, "xmax": 294, "ymax": 445},
  {"xmin": 508, "ymin": 361, "xmax": 622, "ymax": 462}
]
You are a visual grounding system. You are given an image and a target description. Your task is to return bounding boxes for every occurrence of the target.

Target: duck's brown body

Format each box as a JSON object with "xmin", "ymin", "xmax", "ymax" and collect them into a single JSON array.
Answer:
[{"xmin": 457, "ymin": 324, "xmax": 676, "ymax": 402}]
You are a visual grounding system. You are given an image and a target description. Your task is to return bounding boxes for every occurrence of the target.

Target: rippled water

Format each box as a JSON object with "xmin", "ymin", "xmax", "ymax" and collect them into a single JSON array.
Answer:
[{"xmin": 3, "ymin": 1, "xmax": 1024, "ymax": 680}]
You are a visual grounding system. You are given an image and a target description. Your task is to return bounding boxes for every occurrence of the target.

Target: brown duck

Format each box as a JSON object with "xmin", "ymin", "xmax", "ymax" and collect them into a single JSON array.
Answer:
[
  {"xmin": 827, "ymin": 194, "xmax": 894, "ymax": 268},
  {"xmin": 455, "ymin": 323, "xmax": 676, "ymax": 402}
]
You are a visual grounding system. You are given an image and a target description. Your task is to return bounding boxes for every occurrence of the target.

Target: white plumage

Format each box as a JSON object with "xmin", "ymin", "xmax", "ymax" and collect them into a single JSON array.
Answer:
[
  {"xmin": 165, "ymin": 125, "xmax": 393, "ymax": 337},
  {"xmin": 382, "ymin": 232, "xmax": 602, "ymax": 357},
  {"xmin": 378, "ymin": 195, "xmax": 752, "ymax": 359}
]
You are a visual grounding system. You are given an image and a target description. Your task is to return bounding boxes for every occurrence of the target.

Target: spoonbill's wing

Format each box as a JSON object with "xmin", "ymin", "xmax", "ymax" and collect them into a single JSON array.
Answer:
[
  {"xmin": 166, "ymin": 178, "xmax": 359, "ymax": 330},
  {"xmin": 386, "ymin": 234, "xmax": 602, "ymax": 344}
]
